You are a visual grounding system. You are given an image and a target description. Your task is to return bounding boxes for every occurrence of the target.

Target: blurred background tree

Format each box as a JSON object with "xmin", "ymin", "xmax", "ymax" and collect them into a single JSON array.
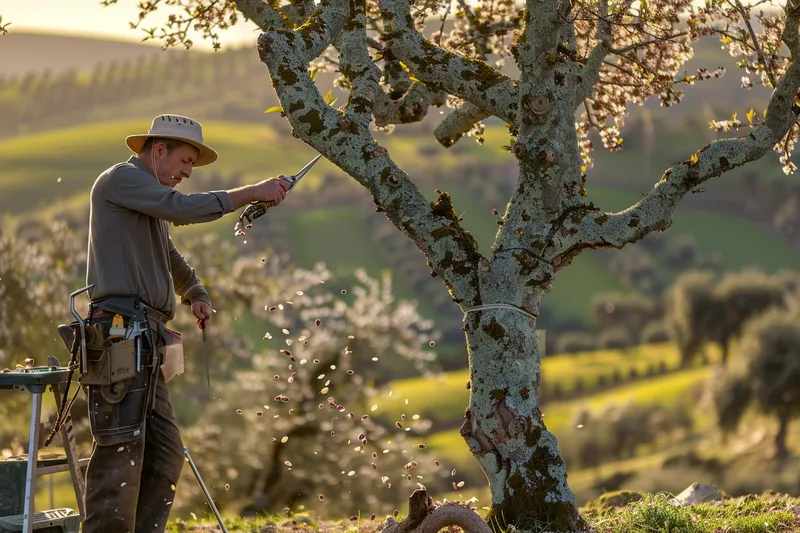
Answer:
[{"xmin": 711, "ymin": 296, "xmax": 800, "ymax": 462}]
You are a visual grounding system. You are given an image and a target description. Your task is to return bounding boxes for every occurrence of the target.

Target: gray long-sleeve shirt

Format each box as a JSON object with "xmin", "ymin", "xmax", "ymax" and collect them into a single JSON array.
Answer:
[{"xmin": 86, "ymin": 156, "xmax": 235, "ymax": 319}]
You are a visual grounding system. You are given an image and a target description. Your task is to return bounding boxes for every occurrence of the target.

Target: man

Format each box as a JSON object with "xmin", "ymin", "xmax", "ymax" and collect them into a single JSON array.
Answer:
[{"xmin": 82, "ymin": 113, "xmax": 291, "ymax": 532}]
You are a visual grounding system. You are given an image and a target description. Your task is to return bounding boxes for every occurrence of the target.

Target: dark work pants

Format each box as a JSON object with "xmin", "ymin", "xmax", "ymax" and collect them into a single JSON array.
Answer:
[{"xmin": 81, "ymin": 369, "xmax": 184, "ymax": 533}]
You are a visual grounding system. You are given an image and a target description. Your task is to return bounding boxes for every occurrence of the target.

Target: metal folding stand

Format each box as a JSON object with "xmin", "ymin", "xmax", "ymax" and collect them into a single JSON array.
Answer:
[{"xmin": 0, "ymin": 367, "xmax": 86, "ymax": 533}]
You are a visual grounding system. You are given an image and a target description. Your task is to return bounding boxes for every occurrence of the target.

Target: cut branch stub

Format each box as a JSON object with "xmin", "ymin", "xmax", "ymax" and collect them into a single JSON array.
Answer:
[
  {"xmin": 384, "ymin": 168, "xmax": 403, "ymax": 188},
  {"xmin": 530, "ymin": 95, "xmax": 551, "ymax": 114},
  {"xmin": 381, "ymin": 488, "xmax": 492, "ymax": 533},
  {"xmin": 337, "ymin": 116, "xmax": 353, "ymax": 131},
  {"xmin": 523, "ymin": 94, "xmax": 552, "ymax": 115}
]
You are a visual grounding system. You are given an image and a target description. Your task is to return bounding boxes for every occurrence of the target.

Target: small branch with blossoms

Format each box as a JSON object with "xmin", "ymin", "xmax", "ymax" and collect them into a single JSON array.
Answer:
[{"xmin": 562, "ymin": 0, "xmax": 800, "ymax": 255}]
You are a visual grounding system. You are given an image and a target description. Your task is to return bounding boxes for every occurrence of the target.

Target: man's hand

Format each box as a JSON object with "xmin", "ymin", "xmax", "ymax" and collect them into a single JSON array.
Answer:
[
  {"xmin": 252, "ymin": 177, "xmax": 291, "ymax": 207},
  {"xmin": 228, "ymin": 176, "xmax": 293, "ymax": 210},
  {"xmin": 192, "ymin": 301, "xmax": 212, "ymax": 328},
  {"xmin": 228, "ymin": 177, "xmax": 292, "ymax": 210}
]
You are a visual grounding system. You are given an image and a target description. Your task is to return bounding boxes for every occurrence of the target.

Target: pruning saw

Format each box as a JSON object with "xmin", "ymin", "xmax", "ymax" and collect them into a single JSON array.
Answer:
[{"xmin": 234, "ymin": 154, "xmax": 323, "ymax": 236}]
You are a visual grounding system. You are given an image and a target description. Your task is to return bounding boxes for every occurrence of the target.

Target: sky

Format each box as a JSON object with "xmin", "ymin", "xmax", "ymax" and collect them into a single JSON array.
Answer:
[{"xmin": 1, "ymin": 0, "xmax": 260, "ymax": 51}]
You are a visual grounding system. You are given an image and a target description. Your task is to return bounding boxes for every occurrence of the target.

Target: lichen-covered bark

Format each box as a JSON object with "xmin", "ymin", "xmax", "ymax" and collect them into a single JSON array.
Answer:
[
  {"xmin": 234, "ymin": 0, "xmax": 289, "ymax": 30},
  {"xmin": 459, "ymin": 265, "xmax": 584, "ymax": 531},
  {"xmin": 489, "ymin": 0, "xmax": 591, "ymax": 287},
  {"xmin": 373, "ymin": 84, "xmax": 449, "ymax": 127},
  {"xmin": 434, "ymin": 102, "xmax": 491, "ymax": 148},
  {"xmin": 379, "ymin": 0, "xmax": 519, "ymax": 128},
  {"xmin": 574, "ymin": 0, "xmax": 610, "ymax": 104}
]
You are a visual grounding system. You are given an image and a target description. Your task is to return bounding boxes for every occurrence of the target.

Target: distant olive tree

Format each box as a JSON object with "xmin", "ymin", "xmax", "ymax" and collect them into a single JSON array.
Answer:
[
  {"xmin": 109, "ymin": 0, "xmax": 800, "ymax": 527},
  {"xmin": 669, "ymin": 270, "xmax": 725, "ymax": 367},
  {"xmin": 711, "ymin": 299, "xmax": 800, "ymax": 461},
  {"xmin": 670, "ymin": 269, "xmax": 798, "ymax": 367}
]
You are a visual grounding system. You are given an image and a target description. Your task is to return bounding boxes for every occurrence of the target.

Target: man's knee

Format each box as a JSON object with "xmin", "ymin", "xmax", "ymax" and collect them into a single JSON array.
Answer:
[
  {"xmin": 162, "ymin": 433, "xmax": 185, "ymax": 484},
  {"xmin": 146, "ymin": 416, "xmax": 184, "ymax": 484}
]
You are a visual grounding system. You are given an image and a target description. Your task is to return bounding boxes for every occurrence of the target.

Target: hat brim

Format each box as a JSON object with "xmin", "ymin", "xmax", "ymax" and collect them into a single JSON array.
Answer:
[{"xmin": 125, "ymin": 134, "xmax": 218, "ymax": 167}]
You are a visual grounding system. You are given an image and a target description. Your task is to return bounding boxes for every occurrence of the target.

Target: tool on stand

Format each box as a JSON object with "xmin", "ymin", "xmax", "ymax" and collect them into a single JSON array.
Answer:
[
  {"xmin": 184, "ymin": 446, "xmax": 229, "ymax": 533},
  {"xmin": 234, "ymin": 154, "xmax": 322, "ymax": 236}
]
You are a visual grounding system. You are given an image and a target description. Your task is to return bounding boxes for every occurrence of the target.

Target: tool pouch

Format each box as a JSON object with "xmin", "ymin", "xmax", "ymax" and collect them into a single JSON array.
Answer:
[
  {"xmin": 83, "ymin": 295, "xmax": 159, "ymax": 446},
  {"xmin": 161, "ymin": 328, "xmax": 184, "ymax": 383},
  {"xmin": 87, "ymin": 363, "xmax": 154, "ymax": 446},
  {"xmin": 81, "ymin": 338, "xmax": 138, "ymax": 386}
]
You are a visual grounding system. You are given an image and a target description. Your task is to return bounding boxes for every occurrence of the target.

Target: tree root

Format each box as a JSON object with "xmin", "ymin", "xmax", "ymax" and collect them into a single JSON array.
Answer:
[{"xmin": 381, "ymin": 487, "xmax": 492, "ymax": 533}]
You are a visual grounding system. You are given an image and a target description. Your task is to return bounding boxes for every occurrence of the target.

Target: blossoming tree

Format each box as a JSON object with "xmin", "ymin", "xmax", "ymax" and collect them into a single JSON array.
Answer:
[{"xmin": 106, "ymin": 0, "xmax": 800, "ymax": 529}]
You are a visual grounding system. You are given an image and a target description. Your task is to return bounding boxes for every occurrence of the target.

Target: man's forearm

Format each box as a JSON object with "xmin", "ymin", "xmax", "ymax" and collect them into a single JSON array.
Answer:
[{"xmin": 227, "ymin": 185, "xmax": 259, "ymax": 210}]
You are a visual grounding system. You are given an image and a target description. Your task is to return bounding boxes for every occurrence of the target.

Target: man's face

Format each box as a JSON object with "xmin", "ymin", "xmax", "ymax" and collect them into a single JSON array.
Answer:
[{"xmin": 154, "ymin": 142, "xmax": 200, "ymax": 188}]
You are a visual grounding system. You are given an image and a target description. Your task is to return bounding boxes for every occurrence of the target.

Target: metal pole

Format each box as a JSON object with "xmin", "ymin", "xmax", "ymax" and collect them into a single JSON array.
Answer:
[
  {"xmin": 183, "ymin": 446, "xmax": 229, "ymax": 533},
  {"xmin": 23, "ymin": 391, "xmax": 43, "ymax": 533}
]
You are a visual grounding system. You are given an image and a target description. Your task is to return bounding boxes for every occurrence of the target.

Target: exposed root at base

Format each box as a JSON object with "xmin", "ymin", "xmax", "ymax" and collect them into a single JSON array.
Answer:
[{"xmin": 381, "ymin": 487, "xmax": 492, "ymax": 533}]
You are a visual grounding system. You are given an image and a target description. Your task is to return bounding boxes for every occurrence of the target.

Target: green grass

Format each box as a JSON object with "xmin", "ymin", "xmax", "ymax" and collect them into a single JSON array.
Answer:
[
  {"xmin": 286, "ymin": 205, "xmax": 386, "ymax": 277},
  {"xmin": 667, "ymin": 211, "xmax": 800, "ymax": 273},
  {"xmin": 165, "ymin": 492, "xmax": 800, "ymax": 532},
  {"xmin": 584, "ymin": 492, "xmax": 800, "ymax": 533}
]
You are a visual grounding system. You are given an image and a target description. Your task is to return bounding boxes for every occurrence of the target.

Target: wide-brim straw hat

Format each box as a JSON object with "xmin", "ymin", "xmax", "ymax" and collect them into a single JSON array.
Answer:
[{"xmin": 125, "ymin": 114, "xmax": 218, "ymax": 167}]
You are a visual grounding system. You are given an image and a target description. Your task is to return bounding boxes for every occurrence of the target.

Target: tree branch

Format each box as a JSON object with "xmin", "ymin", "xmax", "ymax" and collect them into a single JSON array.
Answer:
[
  {"xmin": 434, "ymin": 102, "xmax": 492, "ymax": 148},
  {"xmin": 257, "ymin": 0, "xmax": 483, "ymax": 308},
  {"xmin": 338, "ymin": 0, "xmax": 382, "ymax": 128},
  {"xmin": 576, "ymin": 0, "xmax": 610, "ymax": 103},
  {"xmin": 379, "ymin": 0, "xmax": 519, "ymax": 128},
  {"xmin": 733, "ymin": 0, "xmax": 778, "ymax": 88},
  {"xmin": 564, "ymin": 2, "xmax": 800, "ymax": 253},
  {"xmin": 233, "ymin": 0, "xmax": 288, "ymax": 31},
  {"xmin": 372, "ymin": 83, "xmax": 448, "ymax": 127}
]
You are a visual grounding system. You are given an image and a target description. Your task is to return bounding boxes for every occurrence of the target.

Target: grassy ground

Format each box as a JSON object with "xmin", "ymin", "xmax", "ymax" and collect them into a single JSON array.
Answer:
[{"xmin": 166, "ymin": 491, "xmax": 800, "ymax": 532}]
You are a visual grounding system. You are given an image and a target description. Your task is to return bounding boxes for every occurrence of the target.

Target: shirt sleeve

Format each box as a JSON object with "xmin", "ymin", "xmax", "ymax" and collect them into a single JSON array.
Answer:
[
  {"xmin": 169, "ymin": 237, "xmax": 212, "ymax": 307},
  {"xmin": 102, "ymin": 164, "xmax": 235, "ymax": 225}
]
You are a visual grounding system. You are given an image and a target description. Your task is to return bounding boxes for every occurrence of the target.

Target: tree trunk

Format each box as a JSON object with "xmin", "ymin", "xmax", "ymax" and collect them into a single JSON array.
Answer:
[{"xmin": 458, "ymin": 292, "xmax": 585, "ymax": 532}]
